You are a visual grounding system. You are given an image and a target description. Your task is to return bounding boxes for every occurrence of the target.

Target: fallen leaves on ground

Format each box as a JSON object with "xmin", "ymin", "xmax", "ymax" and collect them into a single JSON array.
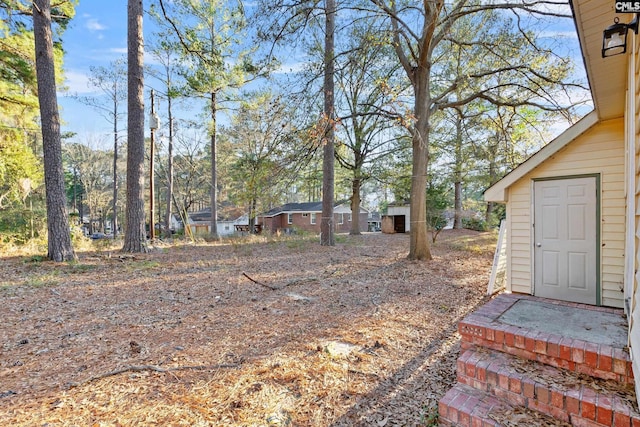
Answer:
[{"xmin": 0, "ymin": 230, "xmax": 495, "ymax": 426}]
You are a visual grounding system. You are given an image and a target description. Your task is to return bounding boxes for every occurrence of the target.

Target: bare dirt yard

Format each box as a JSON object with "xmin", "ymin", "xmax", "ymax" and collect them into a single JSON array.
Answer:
[{"xmin": 0, "ymin": 229, "xmax": 496, "ymax": 426}]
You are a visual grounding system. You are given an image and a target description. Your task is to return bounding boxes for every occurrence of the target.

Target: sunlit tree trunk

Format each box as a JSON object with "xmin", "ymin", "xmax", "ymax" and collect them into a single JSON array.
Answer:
[
  {"xmin": 383, "ymin": 0, "xmax": 443, "ymax": 260},
  {"xmin": 408, "ymin": 80, "xmax": 432, "ymax": 260},
  {"xmin": 411, "ymin": 50, "xmax": 438, "ymax": 256},
  {"xmin": 33, "ymin": 0, "xmax": 76, "ymax": 262},
  {"xmin": 123, "ymin": 0, "xmax": 148, "ymax": 253}
]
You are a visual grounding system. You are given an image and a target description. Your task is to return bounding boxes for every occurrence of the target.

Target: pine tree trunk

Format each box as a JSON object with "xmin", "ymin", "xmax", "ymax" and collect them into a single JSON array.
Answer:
[
  {"xmin": 123, "ymin": 0, "xmax": 148, "ymax": 253},
  {"xmin": 321, "ymin": 0, "xmax": 336, "ymax": 246},
  {"xmin": 112, "ymin": 105, "xmax": 119, "ymax": 237},
  {"xmin": 210, "ymin": 91, "xmax": 219, "ymax": 240},
  {"xmin": 33, "ymin": 0, "xmax": 76, "ymax": 262}
]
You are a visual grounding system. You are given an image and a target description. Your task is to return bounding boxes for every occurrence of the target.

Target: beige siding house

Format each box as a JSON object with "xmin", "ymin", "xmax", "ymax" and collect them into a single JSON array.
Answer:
[{"xmin": 484, "ymin": 0, "xmax": 640, "ymax": 402}]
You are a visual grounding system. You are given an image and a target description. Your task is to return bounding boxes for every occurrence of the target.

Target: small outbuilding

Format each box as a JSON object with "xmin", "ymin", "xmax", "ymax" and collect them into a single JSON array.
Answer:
[
  {"xmin": 455, "ymin": 0, "xmax": 640, "ymax": 411},
  {"xmin": 485, "ymin": 112, "xmax": 624, "ymax": 308},
  {"xmin": 185, "ymin": 208, "xmax": 248, "ymax": 237},
  {"xmin": 382, "ymin": 203, "xmax": 410, "ymax": 233}
]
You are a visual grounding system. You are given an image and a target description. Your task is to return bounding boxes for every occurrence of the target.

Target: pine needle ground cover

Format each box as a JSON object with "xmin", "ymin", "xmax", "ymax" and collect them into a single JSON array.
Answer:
[{"xmin": 0, "ymin": 230, "xmax": 494, "ymax": 426}]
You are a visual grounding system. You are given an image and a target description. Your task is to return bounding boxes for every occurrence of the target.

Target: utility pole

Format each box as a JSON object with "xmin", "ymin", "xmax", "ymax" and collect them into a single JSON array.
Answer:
[{"xmin": 149, "ymin": 89, "xmax": 158, "ymax": 241}]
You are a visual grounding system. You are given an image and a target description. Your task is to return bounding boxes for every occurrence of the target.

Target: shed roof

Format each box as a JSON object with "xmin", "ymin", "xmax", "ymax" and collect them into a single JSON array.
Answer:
[
  {"xmin": 484, "ymin": 0, "xmax": 629, "ymax": 203},
  {"xmin": 187, "ymin": 207, "xmax": 245, "ymax": 223},
  {"xmin": 484, "ymin": 111, "xmax": 599, "ymax": 202}
]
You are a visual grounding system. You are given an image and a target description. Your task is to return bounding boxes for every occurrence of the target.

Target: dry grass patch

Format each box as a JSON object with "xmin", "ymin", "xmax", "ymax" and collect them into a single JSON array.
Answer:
[{"xmin": 0, "ymin": 229, "xmax": 495, "ymax": 426}]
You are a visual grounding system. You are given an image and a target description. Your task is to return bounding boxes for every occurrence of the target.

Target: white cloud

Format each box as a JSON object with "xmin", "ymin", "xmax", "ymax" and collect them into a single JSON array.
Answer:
[
  {"xmin": 85, "ymin": 18, "xmax": 106, "ymax": 32},
  {"xmin": 60, "ymin": 70, "xmax": 93, "ymax": 95}
]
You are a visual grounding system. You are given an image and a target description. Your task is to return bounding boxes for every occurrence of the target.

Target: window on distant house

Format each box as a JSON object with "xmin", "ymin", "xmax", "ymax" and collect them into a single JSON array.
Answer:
[
  {"xmin": 310, "ymin": 213, "xmax": 316, "ymax": 224},
  {"xmin": 348, "ymin": 213, "xmax": 352, "ymax": 222},
  {"xmin": 287, "ymin": 213, "xmax": 293, "ymax": 224},
  {"xmin": 338, "ymin": 213, "xmax": 344, "ymax": 224}
]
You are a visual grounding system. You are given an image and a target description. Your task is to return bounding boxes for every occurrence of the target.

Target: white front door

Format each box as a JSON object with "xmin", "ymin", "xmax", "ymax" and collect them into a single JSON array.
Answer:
[{"xmin": 533, "ymin": 177, "xmax": 597, "ymax": 305}]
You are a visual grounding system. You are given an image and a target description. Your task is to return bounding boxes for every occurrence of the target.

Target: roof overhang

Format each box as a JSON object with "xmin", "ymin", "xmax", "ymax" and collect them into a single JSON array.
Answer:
[
  {"xmin": 484, "ymin": 111, "xmax": 599, "ymax": 202},
  {"xmin": 571, "ymin": 0, "xmax": 628, "ymax": 120}
]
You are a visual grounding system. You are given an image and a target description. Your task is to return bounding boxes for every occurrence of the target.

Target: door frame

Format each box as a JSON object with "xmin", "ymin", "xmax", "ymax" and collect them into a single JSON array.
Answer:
[{"xmin": 531, "ymin": 174, "xmax": 601, "ymax": 306}]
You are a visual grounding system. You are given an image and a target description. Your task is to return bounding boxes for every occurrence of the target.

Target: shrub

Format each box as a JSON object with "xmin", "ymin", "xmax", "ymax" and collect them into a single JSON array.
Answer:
[{"xmin": 462, "ymin": 217, "xmax": 487, "ymax": 232}]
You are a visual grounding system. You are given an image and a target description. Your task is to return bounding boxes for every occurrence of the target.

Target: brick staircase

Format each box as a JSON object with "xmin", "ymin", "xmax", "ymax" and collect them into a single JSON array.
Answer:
[{"xmin": 438, "ymin": 294, "xmax": 638, "ymax": 426}]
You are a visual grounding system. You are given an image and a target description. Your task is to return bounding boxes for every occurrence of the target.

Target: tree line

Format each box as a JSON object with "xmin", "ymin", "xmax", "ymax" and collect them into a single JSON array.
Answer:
[{"xmin": 0, "ymin": 0, "xmax": 589, "ymax": 261}]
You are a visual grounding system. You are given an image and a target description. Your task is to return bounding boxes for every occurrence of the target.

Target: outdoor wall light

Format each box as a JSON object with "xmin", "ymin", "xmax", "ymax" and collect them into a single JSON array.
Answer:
[{"xmin": 602, "ymin": 15, "xmax": 639, "ymax": 58}]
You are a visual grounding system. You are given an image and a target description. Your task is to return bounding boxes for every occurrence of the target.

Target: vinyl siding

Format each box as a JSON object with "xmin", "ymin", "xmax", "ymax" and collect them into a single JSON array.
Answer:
[
  {"xmin": 506, "ymin": 118, "xmax": 625, "ymax": 308},
  {"xmin": 629, "ymin": 33, "xmax": 640, "ymax": 402}
]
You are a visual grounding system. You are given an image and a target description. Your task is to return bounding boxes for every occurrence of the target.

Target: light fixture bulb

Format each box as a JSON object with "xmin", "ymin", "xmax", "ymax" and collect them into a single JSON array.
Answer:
[{"xmin": 607, "ymin": 32, "xmax": 625, "ymax": 48}]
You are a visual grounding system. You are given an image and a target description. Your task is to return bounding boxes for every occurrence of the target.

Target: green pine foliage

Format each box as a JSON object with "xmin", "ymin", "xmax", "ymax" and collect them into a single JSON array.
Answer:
[{"xmin": 0, "ymin": 1, "xmax": 76, "ymax": 244}]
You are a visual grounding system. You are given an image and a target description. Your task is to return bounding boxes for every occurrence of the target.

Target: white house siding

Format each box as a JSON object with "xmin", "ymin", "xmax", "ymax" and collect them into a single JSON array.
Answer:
[
  {"xmin": 629, "ymin": 34, "xmax": 640, "ymax": 399},
  {"xmin": 506, "ymin": 119, "xmax": 625, "ymax": 308}
]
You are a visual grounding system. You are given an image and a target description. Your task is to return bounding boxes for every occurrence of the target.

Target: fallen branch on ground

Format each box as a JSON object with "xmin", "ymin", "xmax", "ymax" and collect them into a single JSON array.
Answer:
[
  {"xmin": 242, "ymin": 272, "xmax": 278, "ymax": 290},
  {"xmin": 66, "ymin": 363, "xmax": 240, "ymax": 389}
]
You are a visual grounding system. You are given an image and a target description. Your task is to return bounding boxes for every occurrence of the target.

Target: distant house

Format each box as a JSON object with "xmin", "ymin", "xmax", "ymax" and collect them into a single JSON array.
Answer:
[
  {"xmin": 382, "ymin": 203, "xmax": 410, "ymax": 233},
  {"xmin": 257, "ymin": 202, "xmax": 368, "ymax": 234},
  {"xmin": 171, "ymin": 214, "xmax": 183, "ymax": 232},
  {"xmin": 185, "ymin": 208, "xmax": 248, "ymax": 237}
]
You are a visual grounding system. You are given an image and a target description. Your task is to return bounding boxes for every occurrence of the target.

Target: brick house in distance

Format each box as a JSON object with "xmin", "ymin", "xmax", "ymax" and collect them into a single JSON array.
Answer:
[{"xmin": 257, "ymin": 202, "xmax": 368, "ymax": 234}]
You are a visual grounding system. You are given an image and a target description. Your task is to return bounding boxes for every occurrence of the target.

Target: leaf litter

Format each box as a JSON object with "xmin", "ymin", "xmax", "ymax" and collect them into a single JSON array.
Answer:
[{"xmin": 0, "ymin": 230, "xmax": 495, "ymax": 426}]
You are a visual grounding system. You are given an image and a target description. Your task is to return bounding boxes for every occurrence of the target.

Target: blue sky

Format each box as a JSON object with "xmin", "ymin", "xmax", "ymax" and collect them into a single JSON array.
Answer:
[{"xmin": 60, "ymin": 2, "xmax": 129, "ymax": 137}]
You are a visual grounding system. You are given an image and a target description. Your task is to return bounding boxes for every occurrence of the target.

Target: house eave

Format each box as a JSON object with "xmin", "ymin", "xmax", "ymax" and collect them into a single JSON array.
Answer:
[{"xmin": 570, "ymin": 0, "xmax": 628, "ymax": 122}]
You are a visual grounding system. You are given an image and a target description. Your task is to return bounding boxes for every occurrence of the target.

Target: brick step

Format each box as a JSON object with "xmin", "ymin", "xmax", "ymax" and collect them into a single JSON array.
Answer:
[
  {"xmin": 457, "ymin": 347, "xmax": 639, "ymax": 426},
  {"xmin": 458, "ymin": 296, "xmax": 633, "ymax": 385},
  {"xmin": 439, "ymin": 383, "xmax": 571, "ymax": 426}
]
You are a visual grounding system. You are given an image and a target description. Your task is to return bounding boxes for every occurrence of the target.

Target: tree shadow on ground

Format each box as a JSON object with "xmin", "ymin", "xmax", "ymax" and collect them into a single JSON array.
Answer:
[{"xmin": 329, "ymin": 297, "xmax": 489, "ymax": 427}]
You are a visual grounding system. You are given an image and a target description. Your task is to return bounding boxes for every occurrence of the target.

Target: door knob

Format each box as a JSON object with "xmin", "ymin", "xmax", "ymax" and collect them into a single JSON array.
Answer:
[{"xmin": 536, "ymin": 243, "xmax": 541, "ymax": 247}]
